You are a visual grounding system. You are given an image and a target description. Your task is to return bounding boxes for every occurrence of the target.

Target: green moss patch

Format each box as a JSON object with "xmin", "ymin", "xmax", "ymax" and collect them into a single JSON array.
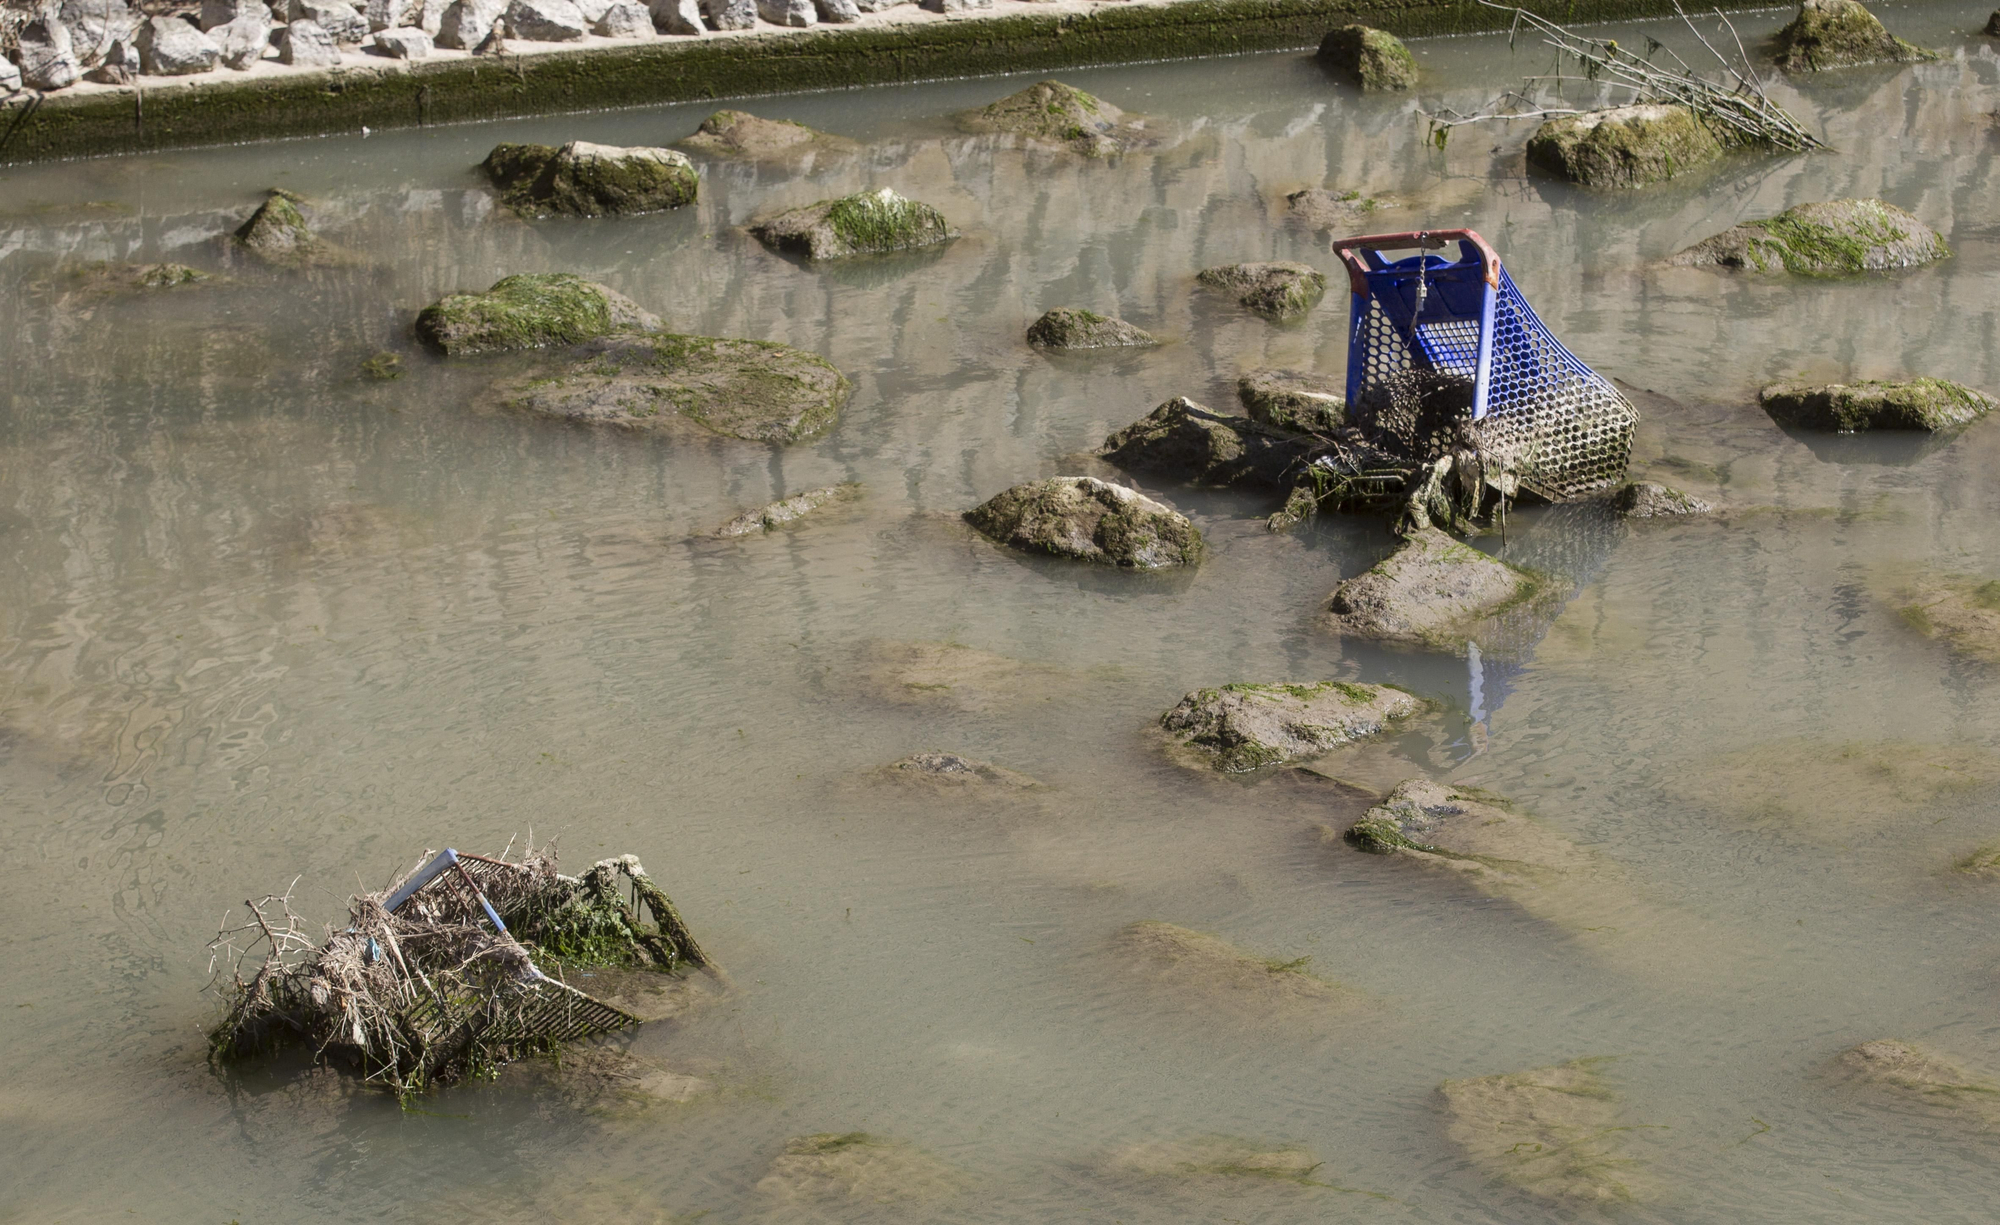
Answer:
[
  {"xmin": 1198, "ymin": 261, "xmax": 1327, "ymax": 320},
  {"xmin": 751, "ymin": 187, "xmax": 956, "ymax": 261},
  {"xmin": 1760, "ymin": 378, "xmax": 1995, "ymax": 432},
  {"xmin": 415, "ymin": 273, "xmax": 654, "ymax": 355},
  {"xmin": 482, "ymin": 140, "xmax": 698, "ymax": 218},
  {"xmin": 956, "ymin": 78, "xmax": 1144, "ymax": 156},
  {"xmin": 1026, "ymin": 306, "xmax": 1158, "ymax": 349},
  {"xmin": 965, "ymin": 476, "xmax": 1203, "ymax": 569},
  {"xmin": 1527, "ymin": 103, "xmax": 1730, "ymax": 188},
  {"xmin": 1672, "ymin": 199, "xmax": 1950, "ymax": 275},
  {"xmin": 1160, "ymin": 679, "xmax": 1423, "ymax": 772},
  {"xmin": 1316, "ymin": 24, "xmax": 1417, "ymax": 90},
  {"xmin": 1770, "ymin": 0, "xmax": 1936, "ymax": 72}
]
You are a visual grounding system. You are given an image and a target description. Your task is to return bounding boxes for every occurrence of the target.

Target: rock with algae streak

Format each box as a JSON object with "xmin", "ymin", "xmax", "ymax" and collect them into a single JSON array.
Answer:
[
  {"xmin": 1440, "ymin": 1058, "xmax": 1655, "ymax": 1204},
  {"xmin": 881, "ymin": 751, "xmax": 1040, "ymax": 789},
  {"xmin": 1099, "ymin": 396, "xmax": 1317, "ymax": 490},
  {"xmin": 481, "ymin": 141, "xmax": 698, "ymax": 218},
  {"xmin": 955, "ymin": 79, "xmax": 1146, "ymax": 156},
  {"xmin": 965, "ymin": 476, "xmax": 1204, "ymax": 570},
  {"xmin": 1115, "ymin": 920, "xmax": 1363, "ymax": 1014},
  {"xmin": 1026, "ymin": 307, "xmax": 1157, "ymax": 349},
  {"xmin": 1238, "ymin": 368, "xmax": 1345, "ymax": 434},
  {"xmin": 711, "ymin": 483, "xmax": 858, "ymax": 537},
  {"xmin": 504, "ymin": 333, "xmax": 850, "ymax": 442},
  {"xmin": 415, "ymin": 273, "xmax": 660, "ymax": 355},
  {"xmin": 1670, "ymin": 199, "xmax": 1949, "ymax": 275},
  {"xmin": 677, "ymin": 110, "xmax": 856, "ymax": 159},
  {"xmin": 750, "ymin": 187, "xmax": 956, "ymax": 261},
  {"xmin": 1760, "ymin": 378, "xmax": 1995, "ymax": 433},
  {"xmin": 1316, "ymin": 24, "xmax": 1417, "ymax": 90},
  {"xmin": 1833, "ymin": 1039, "xmax": 2000, "ymax": 1124},
  {"xmin": 1197, "ymin": 261, "xmax": 1326, "ymax": 320},
  {"xmin": 756, "ymin": 1133, "xmax": 964, "ymax": 1204},
  {"xmin": 1897, "ymin": 574, "xmax": 2000, "ymax": 665},
  {"xmin": 1770, "ymin": 0, "xmax": 1935, "ymax": 72},
  {"xmin": 1159, "ymin": 681, "xmax": 1423, "ymax": 773},
  {"xmin": 1527, "ymin": 104, "xmax": 1727, "ymax": 189},
  {"xmin": 1611, "ymin": 481, "xmax": 1711, "ymax": 518},
  {"xmin": 1320, "ymin": 528, "xmax": 1551, "ymax": 654}
]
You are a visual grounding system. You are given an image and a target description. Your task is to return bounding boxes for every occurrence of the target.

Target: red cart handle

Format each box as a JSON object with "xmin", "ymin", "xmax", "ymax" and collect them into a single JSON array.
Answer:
[{"xmin": 1329, "ymin": 229, "xmax": 1500, "ymax": 294}]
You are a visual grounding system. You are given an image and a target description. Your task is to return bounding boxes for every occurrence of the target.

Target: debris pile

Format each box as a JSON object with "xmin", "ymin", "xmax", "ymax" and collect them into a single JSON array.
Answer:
[{"xmin": 207, "ymin": 844, "xmax": 709, "ymax": 1098}]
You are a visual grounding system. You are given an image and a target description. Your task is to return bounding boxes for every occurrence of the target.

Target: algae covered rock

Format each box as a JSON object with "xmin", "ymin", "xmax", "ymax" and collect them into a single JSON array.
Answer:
[
  {"xmin": 1320, "ymin": 528, "xmax": 1547, "ymax": 652},
  {"xmin": 1346, "ymin": 778, "xmax": 1593, "ymax": 877},
  {"xmin": 1670, "ymin": 199, "xmax": 1949, "ymax": 274},
  {"xmin": 1238, "ymin": 369, "xmax": 1345, "ymax": 434},
  {"xmin": 756, "ymin": 1132, "xmax": 963, "ymax": 1205},
  {"xmin": 1099, "ymin": 396, "xmax": 1315, "ymax": 489},
  {"xmin": 1611, "ymin": 481, "xmax": 1711, "ymax": 517},
  {"xmin": 234, "ymin": 189, "xmax": 337, "ymax": 266},
  {"xmin": 1159, "ymin": 681, "xmax": 1422, "ymax": 773},
  {"xmin": 1760, "ymin": 378, "xmax": 1995, "ymax": 433},
  {"xmin": 506, "ymin": 333, "xmax": 849, "ymax": 442},
  {"xmin": 1898, "ymin": 574, "xmax": 2000, "ymax": 664},
  {"xmin": 481, "ymin": 141, "xmax": 698, "ymax": 218},
  {"xmin": 415, "ymin": 273, "xmax": 658, "ymax": 355},
  {"xmin": 1770, "ymin": 0, "xmax": 1934, "ymax": 71},
  {"xmin": 1114, "ymin": 921, "xmax": 1360, "ymax": 1014},
  {"xmin": 1317, "ymin": 24, "xmax": 1416, "ymax": 91},
  {"xmin": 881, "ymin": 752, "xmax": 1039, "ymax": 789},
  {"xmin": 677, "ymin": 109, "xmax": 854, "ymax": 159},
  {"xmin": 134, "ymin": 263, "xmax": 212, "ymax": 289},
  {"xmin": 1440, "ymin": 1059, "xmax": 1652, "ymax": 1203},
  {"xmin": 1197, "ymin": 261, "xmax": 1326, "ymax": 320},
  {"xmin": 1833, "ymin": 1039, "xmax": 2000, "ymax": 1123},
  {"xmin": 750, "ymin": 187, "xmax": 956, "ymax": 261},
  {"xmin": 965, "ymin": 476, "xmax": 1203, "ymax": 570},
  {"xmin": 1527, "ymin": 104, "xmax": 1727, "ymax": 188},
  {"xmin": 712, "ymin": 484, "xmax": 856, "ymax": 537},
  {"xmin": 956, "ymin": 79, "xmax": 1145, "ymax": 157},
  {"xmin": 1284, "ymin": 186, "xmax": 1392, "ymax": 230},
  {"xmin": 1026, "ymin": 307, "xmax": 1157, "ymax": 350}
]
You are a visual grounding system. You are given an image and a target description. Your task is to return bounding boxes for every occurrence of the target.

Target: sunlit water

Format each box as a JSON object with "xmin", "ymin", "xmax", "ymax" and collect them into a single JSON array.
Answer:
[{"xmin": 6, "ymin": 4, "xmax": 2000, "ymax": 1220}]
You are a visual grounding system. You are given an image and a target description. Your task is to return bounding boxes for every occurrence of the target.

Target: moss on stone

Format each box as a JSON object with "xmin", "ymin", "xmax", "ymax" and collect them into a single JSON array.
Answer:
[
  {"xmin": 1100, "ymin": 396, "xmax": 1319, "ymax": 490},
  {"xmin": 1760, "ymin": 378, "xmax": 1996, "ymax": 432},
  {"xmin": 1527, "ymin": 103, "xmax": 1730, "ymax": 188},
  {"xmin": 751, "ymin": 187, "xmax": 956, "ymax": 261},
  {"xmin": 1317, "ymin": 24, "xmax": 1417, "ymax": 90},
  {"xmin": 359, "ymin": 352, "xmax": 403, "ymax": 380},
  {"xmin": 1611, "ymin": 481, "xmax": 1712, "ymax": 517},
  {"xmin": 1197, "ymin": 261, "xmax": 1326, "ymax": 320},
  {"xmin": 1440, "ymin": 1059, "xmax": 1654, "ymax": 1204},
  {"xmin": 1673, "ymin": 199, "xmax": 1950, "ymax": 275},
  {"xmin": 1026, "ymin": 306, "xmax": 1158, "ymax": 349},
  {"xmin": 1238, "ymin": 368, "xmax": 1345, "ymax": 432},
  {"xmin": 966, "ymin": 476, "xmax": 1203, "ymax": 569},
  {"xmin": 1159, "ymin": 679, "xmax": 1423, "ymax": 772},
  {"xmin": 415, "ymin": 273, "xmax": 653, "ymax": 355},
  {"xmin": 677, "ymin": 109, "xmax": 854, "ymax": 159},
  {"xmin": 133, "ymin": 262, "xmax": 210, "ymax": 288},
  {"xmin": 235, "ymin": 188, "xmax": 324, "ymax": 266},
  {"xmin": 956, "ymin": 78, "xmax": 1143, "ymax": 156},
  {"xmin": 1770, "ymin": 0, "xmax": 1935, "ymax": 72},
  {"xmin": 481, "ymin": 140, "xmax": 698, "ymax": 219}
]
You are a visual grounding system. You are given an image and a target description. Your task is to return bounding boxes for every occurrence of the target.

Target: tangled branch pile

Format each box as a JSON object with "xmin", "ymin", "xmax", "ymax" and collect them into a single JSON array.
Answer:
[
  {"xmin": 1426, "ymin": 1, "xmax": 1826, "ymax": 153},
  {"xmin": 207, "ymin": 843, "xmax": 710, "ymax": 1099}
]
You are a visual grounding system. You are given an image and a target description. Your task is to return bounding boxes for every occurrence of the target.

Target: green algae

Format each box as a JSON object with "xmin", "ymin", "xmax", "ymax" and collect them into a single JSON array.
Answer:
[
  {"xmin": 1317, "ymin": 24, "xmax": 1417, "ymax": 90},
  {"xmin": 415, "ymin": 273, "xmax": 625, "ymax": 355}
]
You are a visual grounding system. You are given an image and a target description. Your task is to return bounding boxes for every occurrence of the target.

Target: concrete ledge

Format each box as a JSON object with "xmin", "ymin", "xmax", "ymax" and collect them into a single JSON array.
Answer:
[{"xmin": 0, "ymin": 0, "xmax": 1768, "ymax": 165}]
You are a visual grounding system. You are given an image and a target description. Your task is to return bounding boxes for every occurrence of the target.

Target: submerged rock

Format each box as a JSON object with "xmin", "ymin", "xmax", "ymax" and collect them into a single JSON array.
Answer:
[
  {"xmin": 712, "ymin": 484, "xmax": 856, "ymax": 537},
  {"xmin": 1103, "ymin": 1136, "xmax": 1329, "ymax": 1185},
  {"xmin": 1670, "ymin": 739, "xmax": 2000, "ymax": 836},
  {"xmin": 1114, "ymin": 921, "xmax": 1359, "ymax": 1013},
  {"xmin": 234, "ymin": 189, "xmax": 329, "ymax": 266},
  {"xmin": 1760, "ymin": 378, "xmax": 1995, "ymax": 433},
  {"xmin": 750, "ymin": 187, "xmax": 956, "ymax": 261},
  {"xmin": 881, "ymin": 752, "xmax": 1039, "ymax": 789},
  {"xmin": 1833, "ymin": 1040, "xmax": 2000, "ymax": 1124},
  {"xmin": 1440, "ymin": 1059, "xmax": 1652, "ymax": 1204},
  {"xmin": 757, "ymin": 1133, "xmax": 963, "ymax": 1204},
  {"xmin": 137, "ymin": 14, "xmax": 221, "ymax": 74},
  {"xmin": 966, "ymin": 477, "xmax": 1203, "ymax": 570},
  {"xmin": 1898, "ymin": 574, "xmax": 2000, "ymax": 664},
  {"xmin": 1320, "ymin": 528, "xmax": 1547, "ymax": 652},
  {"xmin": 1527, "ymin": 104, "xmax": 1727, "ymax": 188},
  {"xmin": 854, "ymin": 640, "xmax": 1054, "ymax": 712},
  {"xmin": 1159, "ymin": 681, "xmax": 1422, "ymax": 773},
  {"xmin": 1670, "ymin": 199, "xmax": 1949, "ymax": 275},
  {"xmin": 677, "ymin": 110, "xmax": 853, "ymax": 159},
  {"xmin": 482, "ymin": 141, "xmax": 698, "ymax": 218},
  {"xmin": 1238, "ymin": 369, "xmax": 1345, "ymax": 434},
  {"xmin": 1284, "ymin": 187, "xmax": 1392, "ymax": 230},
  {"xmin": 1197, "ymin": 261, "xmax": 1326, "ymax": 320},
  {"xmin": 1770, "ymin": 0, "xmax": 1934, "ymax": 71},
  {"xmin": 1611, "ymin": 481, "xmax": 1712, "ymax": 518},
  {"xmin": 505, "ymin": 333, "xmax": 850, "ymax": 442},
  {"xmin": 1346, "ymin": 778, "xmax": 1593, "ymax": 877},
  {"xmin": 415, "ymin": 273, "xmax": 659, "ymax": 354},
  {"xmin": 956, "ymin": 79, "xmax": 1144, "ymax": 156},
  {"xmin": 1026, "ymin": 307, "xmax": 1157, "ymax": 350},
  {"xmin": 1317, "ymin": 24, "xmax": 1417, "ymax": 90},
  {"xmin": 133, "ymin": 263, "xmax": 212, "ymax": 288},
  {"xmin": 1099, "ymin": 396, "xmax": 1316, "ymax": 490}
]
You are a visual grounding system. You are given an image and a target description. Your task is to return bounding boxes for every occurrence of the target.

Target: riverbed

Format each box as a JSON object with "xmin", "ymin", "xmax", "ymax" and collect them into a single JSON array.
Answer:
[{"xmin": 5, "ymin": 4, "xmax": 2000, "ymax": 1221}]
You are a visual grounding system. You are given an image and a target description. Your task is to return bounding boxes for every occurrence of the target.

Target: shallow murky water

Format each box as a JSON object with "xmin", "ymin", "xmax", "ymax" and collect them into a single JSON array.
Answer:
[{"xmin": 7, "ymin": 4, "xmax": 2000, "ymax": 1220}]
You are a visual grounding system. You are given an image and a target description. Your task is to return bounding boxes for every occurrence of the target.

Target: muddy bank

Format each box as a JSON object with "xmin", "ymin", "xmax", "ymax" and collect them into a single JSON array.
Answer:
[{"xmin": 0, "ymin": 0, "xmax": 1780, "ymax": 163}]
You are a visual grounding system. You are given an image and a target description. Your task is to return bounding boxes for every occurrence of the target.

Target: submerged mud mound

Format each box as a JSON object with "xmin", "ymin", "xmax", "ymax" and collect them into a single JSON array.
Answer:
[
  {"xmin": 1831, "ymin": 1039, "xmax": 2000, "ymax": 1125},
  {"xmin": 750, "ymin": 187, "xmax": 957, "ymax": 260},
  {"xmin": 965, "ymin": 476, "xmax": 1204, "ymax": 570},
  {"xmin": 756, "ymin": 1133, "xmax": 965, "ymax": 1204},
  {"xmin": 1102, "ymin": 1135, "xmax": 1334, "ymax": 1187},
  {"xmin": 481, "ymin": 140, "xmax": 699, "ymax": 218},
  {"xmin": 1671, "ymin": 199, "xmax": 1949, "ymax": 274},
  {"xmin": 1196, "ymin": 261, "xmax": 1326, "ymax": 320},
  {"xmin": 879, "ymin": 751, "xmax": 1041, "ymax": 789},
  {"xmin": 1320, "ymin": 528, "xmax": 1550, "ymax": 654},
  {"xmin": 1099, "ymin": 396, "xmax": 1316, "ymax": 490},
  {"xmin": 1769, "ymin": 0, "xmax": 1935, "ymax": 71},
  {"xmin": 1159, "ymin": 681, "xmax": 1422, "ymax": 773},
  {"xmin": 851, "ymin": 640, "xmax": 1060, "ymax": 713},
  {"xmin": 1669, "ymin": 739, "xmax": 2000, "ymax": 838},
  {"xmin": 1113, "ymin": 921, "xmax": 1364, "ymax": 1016},
  {"xmin": 1027, "ymin": 307, "xmax": 1158, "ymax": 349},
  {"xmin": 415, "ymin": 273, "xmax": 660, "ymax": 354},
  {"xmin": 677, "ymin": 109, "xmax": 857, "ymax": 159},
  {"xmin": 956, "ymin": 79, "xmax": 1147, "ymax": 156},
  {"xmin": 505, "ymin": 333, "xmax": 850, "ymax": 442},
  {"xmin": 1527, "ymin": 104, "xmax": 1728, "ymax": 188},
  {"xmin": 1760, "ymin": 378, "xmax": 1996, "ymax": 432},
  {"xmin": 1899, "ymin": 574, "xmax": 2000, "ymax": 664},
  {"xmin": 1440, "ymin": 1059, "xmax": 1656, "ymax": 1203}
]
